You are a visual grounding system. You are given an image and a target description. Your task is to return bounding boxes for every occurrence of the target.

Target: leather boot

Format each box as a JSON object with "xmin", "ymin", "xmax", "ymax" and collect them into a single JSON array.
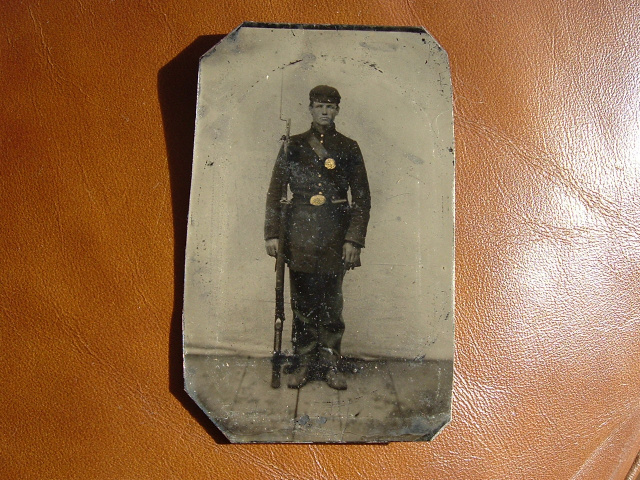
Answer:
[
  {"xmin": 325, "ymin": 368, "xmax": 347, "ymax": 390},
  {"xmin": 319, "ymin": 348, "xmax": 347, "ymax": 390},
  {"xmin": 287, "ymin": 363, "xmax": 309, "ymax": 389}
]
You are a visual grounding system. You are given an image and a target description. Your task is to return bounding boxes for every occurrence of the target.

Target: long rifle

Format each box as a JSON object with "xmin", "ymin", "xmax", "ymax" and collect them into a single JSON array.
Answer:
[{"xmin": 271, "ymin": 116, "xmax": 291, "ymax": 389}]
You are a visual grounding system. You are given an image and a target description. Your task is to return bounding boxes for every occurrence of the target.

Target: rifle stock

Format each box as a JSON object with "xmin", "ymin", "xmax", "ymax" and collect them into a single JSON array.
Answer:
[
  {"xmin": 271, "ymin": 118, "xmax": 290, "ymax": 389},
  {"xmin": 271, "ymin": 229, "xmax": 286, "ymax": 388}
]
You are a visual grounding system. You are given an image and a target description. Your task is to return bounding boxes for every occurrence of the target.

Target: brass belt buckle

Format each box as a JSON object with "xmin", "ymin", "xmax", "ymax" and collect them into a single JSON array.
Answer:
[{"xmin": 310, "ymin": 194, "xmax": 326, "ymax": 206}]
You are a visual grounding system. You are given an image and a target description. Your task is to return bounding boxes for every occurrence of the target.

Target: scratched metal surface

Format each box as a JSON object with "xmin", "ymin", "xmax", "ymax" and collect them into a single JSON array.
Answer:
[{"xmin": 182, "ymin": 24, "xmax": 455, "ymax": 443}]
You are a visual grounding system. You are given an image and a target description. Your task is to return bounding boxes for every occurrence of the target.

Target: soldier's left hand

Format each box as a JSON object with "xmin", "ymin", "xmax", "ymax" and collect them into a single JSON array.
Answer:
[{"xmin": 342, "ymin": 242, "xmax": 360, "ymax": 269}]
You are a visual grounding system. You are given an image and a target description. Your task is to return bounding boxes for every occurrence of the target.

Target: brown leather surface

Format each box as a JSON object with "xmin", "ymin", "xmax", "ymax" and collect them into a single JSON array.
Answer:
[{"xmin": 2, "ymin": 1, "xmax": 639, "ymax": 478}]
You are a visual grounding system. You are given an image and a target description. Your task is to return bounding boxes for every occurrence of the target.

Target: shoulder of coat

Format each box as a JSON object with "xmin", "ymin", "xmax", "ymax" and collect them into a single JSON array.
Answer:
[
  {"xmin": 289, "ymin": 130, "xmax": 311, "ymax": 145},
  {"xmin": 334, "ymin": 130, "xmax": 359, "ymax": 147}
]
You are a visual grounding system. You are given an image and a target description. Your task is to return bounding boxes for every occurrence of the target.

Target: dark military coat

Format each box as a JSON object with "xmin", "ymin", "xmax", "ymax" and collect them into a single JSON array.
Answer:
[{"xmin": 265, "ymin": 124, "xmax": 371, "ymax": 273}]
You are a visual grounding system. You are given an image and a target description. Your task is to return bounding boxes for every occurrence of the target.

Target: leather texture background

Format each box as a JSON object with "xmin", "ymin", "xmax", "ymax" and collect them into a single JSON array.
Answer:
[{"xmin": 2, "ymin": 1, "xmax": 639, "ymax": 479}]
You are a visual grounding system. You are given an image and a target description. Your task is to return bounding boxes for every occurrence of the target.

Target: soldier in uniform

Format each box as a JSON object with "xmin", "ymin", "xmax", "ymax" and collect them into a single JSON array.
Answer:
[{"xmin": 264, "ymin": 85, "xmax": 371, "ymax": 390}]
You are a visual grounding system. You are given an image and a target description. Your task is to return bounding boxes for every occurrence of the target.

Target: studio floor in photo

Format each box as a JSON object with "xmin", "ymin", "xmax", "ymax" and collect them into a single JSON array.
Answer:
[{"xmin": 185, "ymin": 355, "xmax": 453, "ymax": 443}]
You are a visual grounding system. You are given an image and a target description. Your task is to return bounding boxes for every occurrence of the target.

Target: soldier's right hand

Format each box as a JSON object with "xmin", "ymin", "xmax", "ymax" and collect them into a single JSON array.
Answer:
[{"xmin": 265, "ymin": 238, "xmax": 279, "ymax": 257}]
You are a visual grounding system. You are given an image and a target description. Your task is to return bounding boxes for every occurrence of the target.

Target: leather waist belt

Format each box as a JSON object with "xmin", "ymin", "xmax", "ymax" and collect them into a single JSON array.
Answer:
[{"xmin": 292, "ymin": 195, "xmax": 348, "ymax": 206}]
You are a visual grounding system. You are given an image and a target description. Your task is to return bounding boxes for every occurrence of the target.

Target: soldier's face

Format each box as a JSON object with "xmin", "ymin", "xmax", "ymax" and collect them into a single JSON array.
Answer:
[{"xmin": 309, "ymin": 101, "xmax": 339, "ymax": 127}]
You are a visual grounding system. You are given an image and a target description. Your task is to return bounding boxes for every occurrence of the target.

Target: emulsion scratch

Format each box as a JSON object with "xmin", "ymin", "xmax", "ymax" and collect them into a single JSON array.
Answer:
[
  {"xmin": 363, "ymin": 61, "xmax": 383, "ymax": 73},
  {"xmin": 386, "ymin": 192, "xmax": 410, "ymax": 200},
  {"xmin": 406, "ymin": 172, "xmax": 423, "ymax": 183}
]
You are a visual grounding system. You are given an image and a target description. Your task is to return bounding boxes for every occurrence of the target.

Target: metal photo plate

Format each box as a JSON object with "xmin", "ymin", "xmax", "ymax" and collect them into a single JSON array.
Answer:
[{"xmin": 183, "ymin": 22, "xmax": 454, "ymax": 443}]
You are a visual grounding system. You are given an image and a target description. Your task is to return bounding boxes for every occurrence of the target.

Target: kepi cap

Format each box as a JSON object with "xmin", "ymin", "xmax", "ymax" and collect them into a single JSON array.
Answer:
[{"xmin": 309, "ymin": 85, "xmax": 341, "ymax": 104}]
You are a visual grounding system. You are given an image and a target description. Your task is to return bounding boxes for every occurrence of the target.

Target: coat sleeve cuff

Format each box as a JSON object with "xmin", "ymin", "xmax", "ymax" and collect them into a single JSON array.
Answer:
[{"xmin": 344, "ymin": 237, "xmax": 365, "ymax": 248}]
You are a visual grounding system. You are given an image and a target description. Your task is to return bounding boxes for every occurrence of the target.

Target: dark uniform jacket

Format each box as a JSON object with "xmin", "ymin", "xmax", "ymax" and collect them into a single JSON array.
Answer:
[{"xmin": 265, "ymin": 124, "xmax": 371, "ymax": 274}]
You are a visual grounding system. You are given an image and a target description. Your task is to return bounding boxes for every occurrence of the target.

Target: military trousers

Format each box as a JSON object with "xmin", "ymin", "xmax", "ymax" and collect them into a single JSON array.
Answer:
[{"xmin": 289, "ymin": 270, "xmax": 345, "ymax": 362}]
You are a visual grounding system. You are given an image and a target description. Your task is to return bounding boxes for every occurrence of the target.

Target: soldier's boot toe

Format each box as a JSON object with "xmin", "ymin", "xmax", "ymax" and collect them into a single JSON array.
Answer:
[
  {"xmin": 325, "ymin": 368, "xmax": 347, "ymax": 390},
  {"xmin": 287, "ymin": 365, "xmax": 309, "ymax": 389}
]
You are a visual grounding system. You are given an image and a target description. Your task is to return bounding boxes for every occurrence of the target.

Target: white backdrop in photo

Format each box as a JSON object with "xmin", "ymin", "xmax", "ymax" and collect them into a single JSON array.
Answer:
[{"xmin": 184, "ymin": 25, "xmax": 454, "ymax": 359}]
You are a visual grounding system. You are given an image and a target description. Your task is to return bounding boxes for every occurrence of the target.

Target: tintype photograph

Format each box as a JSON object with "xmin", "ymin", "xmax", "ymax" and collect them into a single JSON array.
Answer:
[{"xmin": 183, "ymin": 23, "xmax": 455, "ymax": 443}]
